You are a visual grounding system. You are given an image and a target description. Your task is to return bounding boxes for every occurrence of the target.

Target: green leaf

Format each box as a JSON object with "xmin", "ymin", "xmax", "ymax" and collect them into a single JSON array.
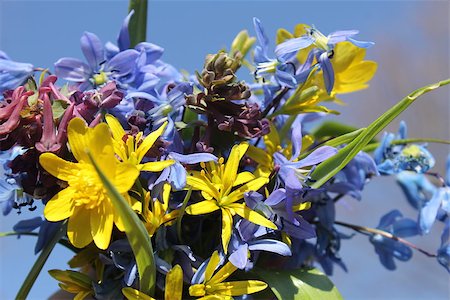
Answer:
[
  {"xmin": 52, "ymin": 99, "xmax": 69, "ymax": 119},
  {"xmin": 362, "ymin": 138, "xmax": 450, "ymax": 152},
  {"xmin": 16, "ymin": 222, "xmax": 67, "ymax": 299},
  {"xmin": 297, "ymin": 128, "xmax": 365, "ymax": 161},
  {"xmin": 0, "ymin": 231, "xmax": 77, "ymax": 252},
  {"xmin": 311, "ymin": 121, "xmax": 371, "ymax": 142},
  {"xmin": 87, "ymin": 152, "xmax": 156, "ymax": 296},
  {"xmin": 128, "ymin": 0, "xmax": 148, "ymax": 48},
  {"xmin": 25, "ymin": 77, "xmax": 37, "ymax": 91},
  {"xmin": 310, "ymin": 78, "xmax": 450, "ymax": 188},
  {"xmin": 256, "ymin": 268, "xmax": 343, "ymax": 300},
  {"xmin": 181, "ymin": 107, "xmax": 199, "ymax": 140}
]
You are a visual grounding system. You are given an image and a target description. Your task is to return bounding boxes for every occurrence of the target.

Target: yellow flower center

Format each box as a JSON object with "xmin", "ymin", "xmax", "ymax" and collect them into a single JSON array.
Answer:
[
  {"xmin": 92, "ymin": 71, "xmax": 108, "ymax": 86},
  {"xmin": 68, "ymin": 165, "xmax": 107, "ymax": 209}
]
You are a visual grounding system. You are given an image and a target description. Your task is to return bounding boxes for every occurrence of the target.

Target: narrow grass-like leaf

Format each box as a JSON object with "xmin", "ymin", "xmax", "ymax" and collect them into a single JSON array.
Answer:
[
  {"xmin": 16, "ymin": 222, "xmax": 66, "ymax": 299},
  {"xmin": 362, "ymin": 138, "xmax": 450, "ymax": 152},
  {"xmin": 311, "ymin": 121, "xmax": 364, "ymax": 141},
  {"xmin": 310, "ymin": 78, "xmax": 450, "ymax": 188},
  {"xmin": 176, "ymin": 187, "xmax": 192, "ymax": 243},
  {"xmin": 128, "ymin": 0, "xmax": 148, "ymax": 47},
  {"xmin": 256, "ymin": 268, "xmax": 343, "ymax": 300},
  {"xmin": 0, "ymin": 231, "xmax": 77, "ymax": 252},
  {"xmin": 87, "ymin": 152, "xmax": 156, "ymax": 296},
  {"xmin": 297, "ymin": 128, "xmax": 365, "ymax": 161}
]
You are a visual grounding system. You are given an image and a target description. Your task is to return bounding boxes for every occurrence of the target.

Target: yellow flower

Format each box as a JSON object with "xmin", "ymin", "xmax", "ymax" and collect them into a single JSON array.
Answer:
[
  {"xmin": 122, "ymin": 265, "xmax": 183, "ymax": 300},
  {"xmin": 331, "ymin": 41, "xmax": 378, "ymax": 95},
  {"xmin": 49, "ymin": 269, "xmax": 93, "ymax": 300},
  {"xmin": 185, "ymin": 142, "xmax": 276, "ymax": 252},
  {"xmin": 105, "ymin": 114, "xmax": 175, "ymax": 172},
  {"xmin": 142, "ymin": 183, "xmax": 180, "ymax": 236},
  {"xmin": 276, "ymin": 25, "xmax": 377, "ymax": 103},
  {"xmin": 189, "ymin": 250, "xmax": 268, "ymax": 299},
  {"xmin": 40, "ymin": 118, "xmax": 139, "ymax": 250}
]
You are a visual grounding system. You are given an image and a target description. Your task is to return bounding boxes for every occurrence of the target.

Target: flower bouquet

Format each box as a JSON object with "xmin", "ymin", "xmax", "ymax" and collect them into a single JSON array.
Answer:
[{"xmin": 1, "ymin": 1, "xmax": 449, "ymax": 299}]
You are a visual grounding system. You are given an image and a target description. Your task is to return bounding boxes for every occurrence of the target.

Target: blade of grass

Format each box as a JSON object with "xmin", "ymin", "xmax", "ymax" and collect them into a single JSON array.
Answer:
[
  {"xmin": 16, "ymin": 222, "xmax": 66, "ymax": 299},
  {"xmin": 87, "ymin": 152, "xmax": 156, "ymax": 296},
  {"xmin": 310, "ymin": 78, "xmax": 450, "ymax": 188},
  {"xmin": 128, "ymin": 0, "xmax": 148, "ymax": 47}
]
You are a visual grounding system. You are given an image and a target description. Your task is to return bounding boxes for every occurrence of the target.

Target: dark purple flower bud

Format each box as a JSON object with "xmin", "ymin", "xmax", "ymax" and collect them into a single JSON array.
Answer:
[{"xmin": 98, "ymin": 82, "xmax": 123, "ymax": 109}]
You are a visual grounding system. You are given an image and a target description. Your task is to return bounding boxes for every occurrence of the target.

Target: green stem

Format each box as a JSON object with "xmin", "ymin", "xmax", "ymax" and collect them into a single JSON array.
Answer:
[
  {"xmin": 128, "ymin": 0, "xmax": 148, "ymax": 47},
  {"xmin": 0, "ymin": 231, "xmax": 77, "ymax": 252},
  {"xmin": 87, "ymin": 151, "xmax": 156, "ymax": 296},
  {"xmin": 16, "ymin": 222, "xmax": 67, "ymax": 299},
  {"xmin": 362, "ymin": 138, "xmax": 450, "ymax": 152},
  {"xmin": 177, "ymin": 187, "xmax": 192, "ymax": 244}
]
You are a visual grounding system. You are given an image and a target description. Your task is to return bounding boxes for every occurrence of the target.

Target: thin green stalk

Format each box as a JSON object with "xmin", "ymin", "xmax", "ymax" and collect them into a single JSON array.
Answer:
[
  {"xmin": 362, "ymin": 138, "xmax": 450, "ymax": 152},
  {"xmin": 128, "ymin": 0, "xmax": 148, "ymax": 47},
  {"xmin": 177, "ymin": 187, "xmax": 192, "ymax": 243},
  {"xmin": 16, "ymin": 222, "xmax": 67, "ymax": 299},
  {"xmin": 87, "ymin": 151, "xmax": 156, "ymax": 295},
  {"xmin": 0, "ymin": 231, "xmax": 76, "ymax": 252}
]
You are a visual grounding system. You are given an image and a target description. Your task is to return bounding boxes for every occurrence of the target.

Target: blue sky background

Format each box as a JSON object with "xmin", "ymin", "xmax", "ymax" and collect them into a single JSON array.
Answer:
[{"xmin": 0, "ymin": 0, "xmax": 449, "ymax": 299}]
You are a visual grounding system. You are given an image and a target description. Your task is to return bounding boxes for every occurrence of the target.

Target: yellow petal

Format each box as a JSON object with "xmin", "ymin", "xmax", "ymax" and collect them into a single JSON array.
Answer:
[
  {"xmin": 135, "ymin": 122, "xmax": 167, "ymax": 163},
  {"xmin": 220, "ymin": 208, "xmax": 234, "ymax": 254},
  {"xmin": 162, "ymin": 182, "xmax": 171, "ymax": 211},
  {"xmin": 222, "ymin": 142, "xmax": 249, "ymax": 193},
  {"xmin": 185, "ymin": 200, "xmax": 219, "ymax": 215},
  {"xmin": 39, "ymin": 153, "xmax": 78, "ymax": 181},
  {"xmin": 122, "ymin": 287, "xmax": 155, "ymax": 300},
  {"xmin": 90, "ymin": 202, "xmax": 114, "ymax": 250},
  {"xmin": 224, "ymin": 177, "xmax": 269, "ymax": 205},
  {"xmin": 74, "ymin": 291, "xmax": 92, "ymax": 300},
  {"xmin": 67, "ymin": 118, "xmax": 90, "ymax": 163},
  {"xmin": 113, "ymin": 162, "xmax": 139, "ymax": 194},
  {"xmin": 165, "ymin": 265, "xmax": 183, "ymax": 300},
  {"xmin": 332, "ymin": 41, "xmax": 366, "ymax": 73},
  {"xmin": 44, "ymin": 188, "xmax": 76, "ymax": 221},
  {"xmin": 246, "ymin": 146, "xmax": 272, "ymax": 166},
  {"xmin": 205, "ymin": 250, "xmax": 220, "ymax": 282},
  {"xmin": 233, "ymin": 172, "xmax": 255, "ymax": 187},
  {"xmin": 227, "ymin": 203, "xmax": 276, "ymax": 230},
  {"xmin": 105, "ymin": 114, "xmax": 126, "ymax": 143},
  {"xmin": 276, "ymin": 28, "xmax": 294, "ymax": 45},
  {"xmin": 334, "ymin": 82, "xmax": 369, "ymax": 94},
  {"xmin": 189, "ymin": 284, "xmax": 206, "ymax": 297},
  {"xmin": 209, "ymin": 262, "xmax": 237, "ymax": 285},
  {"xmin": 140, "ymin": 160, "xmax": 175, "ymax": 172},
  {"xmin": 114, "ymin": 213, "xmax": 125, "ymax": 232},
  {"xmin": 263, "ymin": 123, "xmax": 280, "ymax": 154},
  {"xmin": 198, "ymin": 296, "xmax": 225, "ymax": 300},
  {"xmin": 209, "ymin": 280, "xmax": 267, "ymax": 296},
  {"xmin": 339, "ymin": 61, "xmax": 377, "ymax": 84},
  {"xmin": 88, "ymin": 122, "xmax": 116, "ymax": 175},
  {"xmin": 186, "ymin": 176, "xmax": 219, "ymax": 200},
  {"xmin": 294, "ymin": 23, "xmax": 310, "ymax": 37},
  {"xmin": 67, "ymin": 207, "xmax": 93, "ymax": 248},
  {"xmin": 292, "ymin": 201, "xmax": 311, "ymax": 212}
]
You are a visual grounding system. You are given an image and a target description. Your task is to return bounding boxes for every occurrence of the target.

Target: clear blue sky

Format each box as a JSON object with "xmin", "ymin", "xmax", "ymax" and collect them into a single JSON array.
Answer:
[{"xmin": 0, "ymin": 1, "xmax": 449, "ymax": 299}]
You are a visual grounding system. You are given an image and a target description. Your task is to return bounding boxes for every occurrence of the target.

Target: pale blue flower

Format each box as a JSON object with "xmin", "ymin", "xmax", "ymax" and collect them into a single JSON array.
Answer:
[
  {"xmin": 375, "ymin": 121, "xmax": 435, "ymax": 174},
  {"xmin": 0, "ymin": 51, "xmax": 34, "ymax": 93}
]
